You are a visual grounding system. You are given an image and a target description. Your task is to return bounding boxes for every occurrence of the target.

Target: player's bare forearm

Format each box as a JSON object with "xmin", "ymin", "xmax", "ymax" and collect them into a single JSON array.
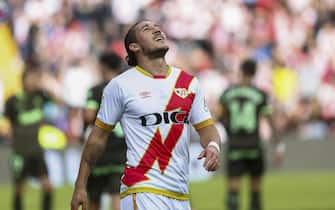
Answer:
[
  {"xmin": 267, "ymin": 115, "xmax": 280, "ymax": 145},
  {"xmin": 71, "ymin": 125, "xmax": 111, "ymax": 210},
  {"xmin": 196, "ymin": 124, "xmax": 221, "ymax": 171},
  {"xmin": 197, "ymin": 124, "xmax": 221, "ymax": 148},
  {"xmin": 265, "ymin": 115, "xmax": 285, "ymax": 166},
  {"xmin": 74, "ymin": 125, "xmax": 111, "ymax": 188}
]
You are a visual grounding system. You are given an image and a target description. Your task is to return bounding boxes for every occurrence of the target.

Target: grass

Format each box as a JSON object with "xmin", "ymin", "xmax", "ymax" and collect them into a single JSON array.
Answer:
[{"xmin": 0, "ymin": 171, "xmax": 334, "ymax": 210}]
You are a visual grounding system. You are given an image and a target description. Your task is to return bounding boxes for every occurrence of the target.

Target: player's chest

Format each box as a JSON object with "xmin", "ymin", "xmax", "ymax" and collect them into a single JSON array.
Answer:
[{"xmin": 123, "ymin": 80, "xmax": 194, "ymax": 116}]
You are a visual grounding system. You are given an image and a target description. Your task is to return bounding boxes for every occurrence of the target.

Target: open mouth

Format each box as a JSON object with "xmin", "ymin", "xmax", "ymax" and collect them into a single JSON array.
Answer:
[
  {"xmin": 155, "ymin": 38, "xmax": 164, "ymax": 42},
  {"xmin": 154, "ymin": 35, "xmax": 165, "ymax": 41}
]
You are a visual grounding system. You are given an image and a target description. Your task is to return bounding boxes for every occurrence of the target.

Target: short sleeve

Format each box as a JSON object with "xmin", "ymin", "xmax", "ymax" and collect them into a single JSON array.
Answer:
[
  {"xmin": 219, "ymin": 89, "xmax": 228, "ymax": 106},
  {"xmin": 85, "ymin": 88, "xmax": 99, "ymax": 110},
  {"xmin": 260, "ymin": 92, "xmax": 272, "ymax": 116},
  {"xmin": 4, "ymin": 97, "xmax": 15, "ymax": 122},
  {"xmin": 95, "ymin": 80, "xmax": 124, "ymax": 131},
  {"xmin": 189, "ymin": 78, "xmax": 213, "ymax": 130}
]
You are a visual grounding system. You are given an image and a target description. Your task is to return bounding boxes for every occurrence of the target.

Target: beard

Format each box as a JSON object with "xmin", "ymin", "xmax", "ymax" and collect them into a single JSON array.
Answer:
[{"xmin": 143, "ymin": 45, "xmax": 169, "ymax": 59}]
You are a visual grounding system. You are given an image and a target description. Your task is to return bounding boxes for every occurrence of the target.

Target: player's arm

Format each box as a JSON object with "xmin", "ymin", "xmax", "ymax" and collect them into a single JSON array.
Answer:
[
  {"xmin": 261, "ymin": 103, "xmax": 285, "ymax": 166},
  {"xmin": 0, "ymin": 115, "xmax": 11, "ymax": 140},
  {"xmin": 71, "ymin": 123, "xmax": 114, "ymax": 210},
  {"xmin": 264, "ymin": 112, "xmax": 280, "ymax": 144},
  {"xmin": 84, "ymin": 108, "xmax": 97, "ymax": 125},
  {"xmin": 2, "ymin": 97, "xmax": 15, "ymax": 140},
  {"xmin": 84, "ymin": 89, "xmax": 99, "ymax": 124},
  {"xmin": 39, "ymin": 72, "xmax": 65, "ymax": 105},
  {"xmin": 190, "ymin": 78, "xmax": 221, "ymax": 171},
  {"xmin": 72, "ymin": 80, "xmax": 123, "ymax": 210},
  {"xmin": 196, "ymin": 123, "xmax": 221, "ymax": 171},
  {"xmin": 218, "ymin": 102, "xmax": 227, "ymax": 122}
]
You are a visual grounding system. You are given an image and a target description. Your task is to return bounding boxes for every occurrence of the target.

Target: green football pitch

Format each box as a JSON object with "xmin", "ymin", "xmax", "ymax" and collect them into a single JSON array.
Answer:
[{"xmin": 0, "ymin": 171, "xmax": 334, "ymax": 210}]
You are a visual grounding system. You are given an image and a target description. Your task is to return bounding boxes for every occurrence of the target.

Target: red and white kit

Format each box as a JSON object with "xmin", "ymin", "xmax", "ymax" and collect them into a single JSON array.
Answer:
[{"xmin": 95, "ymin": 66, "xmax": 213, "ymax": 203}]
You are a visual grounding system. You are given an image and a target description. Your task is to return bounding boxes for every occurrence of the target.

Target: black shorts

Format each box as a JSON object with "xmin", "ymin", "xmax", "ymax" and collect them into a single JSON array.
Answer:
[
  {"xmin": 87, "ymin": 173, "xmax": 122, "ymax": 202},
  {"xmin": 9, "ymin": 153, "xmax": 48, "ymax": 182},
  {"xmin": 226, "ymin": 147, "xmax": 265, "ymax": 177}
]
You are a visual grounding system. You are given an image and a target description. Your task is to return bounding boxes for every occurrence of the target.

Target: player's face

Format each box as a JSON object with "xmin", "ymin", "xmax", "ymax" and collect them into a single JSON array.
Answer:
[
  {"xmin": 134, "ymin": 21, "xmax": 169, "ymax": 58},
  {"xmin": 23, "ymin": 72, "xmax": 40, "ymax": 92}
]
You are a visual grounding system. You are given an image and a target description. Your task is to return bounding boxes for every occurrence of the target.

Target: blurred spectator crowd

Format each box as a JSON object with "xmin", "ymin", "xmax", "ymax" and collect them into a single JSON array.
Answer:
[{"xmin": 1, "ymin": 0, "xmax": 335, "ymax": 146}]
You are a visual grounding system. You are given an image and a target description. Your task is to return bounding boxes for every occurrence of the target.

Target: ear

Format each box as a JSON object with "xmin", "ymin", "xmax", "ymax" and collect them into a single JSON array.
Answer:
[{"xmin": 129, "ymin": 43, "xmax": 140, "ymax": 53}]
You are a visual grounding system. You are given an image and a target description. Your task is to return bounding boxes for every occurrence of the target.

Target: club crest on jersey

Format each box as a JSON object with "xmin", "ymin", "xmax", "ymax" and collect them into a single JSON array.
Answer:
[{"xmin": 174, "ymin": 88, "xmax": 191, "ymax": 99}]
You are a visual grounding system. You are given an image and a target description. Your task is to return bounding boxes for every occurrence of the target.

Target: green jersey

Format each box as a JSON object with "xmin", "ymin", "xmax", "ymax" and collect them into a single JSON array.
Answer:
[
  {"xmin": 5, "ymin": 91, "xmax": 50, "ymax": 155},
  {"xmin": 220, "ymin": 85, "xmax": 271, "ymax": 148},
  {"xmin": 85, "ymin": 82, "xmax": 126, "ymax": 175}
]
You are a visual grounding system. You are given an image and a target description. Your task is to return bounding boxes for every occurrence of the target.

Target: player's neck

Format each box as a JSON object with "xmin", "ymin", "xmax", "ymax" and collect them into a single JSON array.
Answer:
[
  {"xmin": 137, "ymin": 57, "xmax": 169, "ymax": 76},
  {"xmin": 103, "ymin": 71, "xmax": 118, "ymax": 81},
  {"xmin": 240, "ymin": 77, "xmax": 252, "ymax": 86}
]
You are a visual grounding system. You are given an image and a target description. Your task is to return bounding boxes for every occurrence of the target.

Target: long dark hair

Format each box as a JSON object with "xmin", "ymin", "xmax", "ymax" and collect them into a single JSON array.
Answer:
[{"xmin": 124, "ymin": 21, "xmax": 143, "ymax": 66}]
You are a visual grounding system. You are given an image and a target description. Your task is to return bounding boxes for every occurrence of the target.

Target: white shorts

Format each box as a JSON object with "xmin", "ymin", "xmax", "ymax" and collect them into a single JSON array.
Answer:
[{"xmin": 121, "ymin": 193, "xmax": 191, "ymax": 210}]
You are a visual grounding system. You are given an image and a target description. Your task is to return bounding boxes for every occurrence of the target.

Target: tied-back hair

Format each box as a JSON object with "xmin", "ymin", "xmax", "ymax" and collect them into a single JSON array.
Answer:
[{"xmin": 124, "ymin": 21, "xmax": 143, "ymax": 67}]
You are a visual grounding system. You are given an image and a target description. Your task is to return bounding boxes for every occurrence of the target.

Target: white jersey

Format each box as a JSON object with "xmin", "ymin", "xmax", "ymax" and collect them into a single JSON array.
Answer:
[{"xmin": 95, "ymin": 66, "xmax": 213, "ymax": 200}]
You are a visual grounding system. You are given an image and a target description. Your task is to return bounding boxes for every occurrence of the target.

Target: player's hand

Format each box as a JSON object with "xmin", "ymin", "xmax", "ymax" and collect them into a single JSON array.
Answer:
[
  {"xmin": 272, "ymin": 151, "xmax": 284, "ymax": 167},
  {"xmin": 197, "ymin": 144, "xmax": 220, "ymax": 171},
  {"xmin": 272, "ymin": 141, "xmax": 285, "ymax": 167},
  {"xmin": 71, "ymin": 186, "xmax": 88, "ymax": 210}
]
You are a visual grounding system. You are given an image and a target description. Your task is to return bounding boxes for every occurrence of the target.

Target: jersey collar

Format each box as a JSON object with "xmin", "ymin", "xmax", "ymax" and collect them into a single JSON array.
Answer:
[{"xmin": 135, "ymin": 65, "xmax": 171, "ymax": 79}]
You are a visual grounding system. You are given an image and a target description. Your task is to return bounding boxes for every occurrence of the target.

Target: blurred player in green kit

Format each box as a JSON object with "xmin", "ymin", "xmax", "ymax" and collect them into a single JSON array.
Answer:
[
  {"xmin": 219, "ymin": 58, "xmax": 284, "ymax": 210},
  {"xmin": 5, "ymin": 62, "xmax": 53, "ymax": 210},
  {"xmin": 84, "ymin": 52, "xmax": 126, "ymax": 210}
]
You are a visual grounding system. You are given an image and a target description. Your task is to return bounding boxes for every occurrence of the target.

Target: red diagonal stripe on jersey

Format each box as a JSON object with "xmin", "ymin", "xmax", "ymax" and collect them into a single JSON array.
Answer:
[{"xmin": 122, "ymin": 71, "xmax": 195, "ymax": 187}]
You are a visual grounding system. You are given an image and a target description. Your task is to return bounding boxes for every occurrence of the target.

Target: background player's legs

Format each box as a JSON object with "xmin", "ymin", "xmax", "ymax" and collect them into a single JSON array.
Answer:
[
  {"xmin": 111, "ymin": 193, "xmax": 121, "ymax": 210},
  {"xmin": 227, "ymin": 176, "xmax": 241, "ymax": 210},
  {"xmin": 226, "ymin": 154, "xmax": 245, "ymax": 210},
  {"xmin": 107, "ymin": 173, "xmax": 122, "ymax": 210},
  {"xmin": 39, "ymin": 175, "xmax": 53, "ymax": 210},
  {"xmin": 247, "ymin": 149, "xmax": 264, "ymax": 210},
  {"xmin": 13, "ymin": 181, "xmax": 24, "ymax": 210},
  {"xmin": 87, "ymin": 175, "xmax": 104, "ymax": 210},
  {"xmin": 87, "ymin": 189, "xmax": 102, "ymax": 210},
  {"xmin": 88, "ymin": 200, "xmax": 100, "ymax": 210},
  {"xmin": 9, "ymin": 153, "xmax": 26, "ymax": 210},
  {"xmin": 250, "ymin": 176, "xmax": 262, "ymax": 210},
  {"xmin": 31, "ymin": 154, "xmax": 53, "ymax": 210}
]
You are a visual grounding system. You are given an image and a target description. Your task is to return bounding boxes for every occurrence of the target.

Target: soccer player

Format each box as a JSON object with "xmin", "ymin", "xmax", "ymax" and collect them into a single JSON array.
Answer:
[
  {"xmin": 219, "ymin": 58, "xmax": 284, "ymax": 210},
  {"xmin": 4, "ymin": 64, "xmax": 53, "ymax": 210},
  {"xmin": 84, "ymin": 52, "xmax": 126, "ymax": 210},
  {"xmin": 71, "ymin": 20, "xmax": 221, "ymax": 210}
]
